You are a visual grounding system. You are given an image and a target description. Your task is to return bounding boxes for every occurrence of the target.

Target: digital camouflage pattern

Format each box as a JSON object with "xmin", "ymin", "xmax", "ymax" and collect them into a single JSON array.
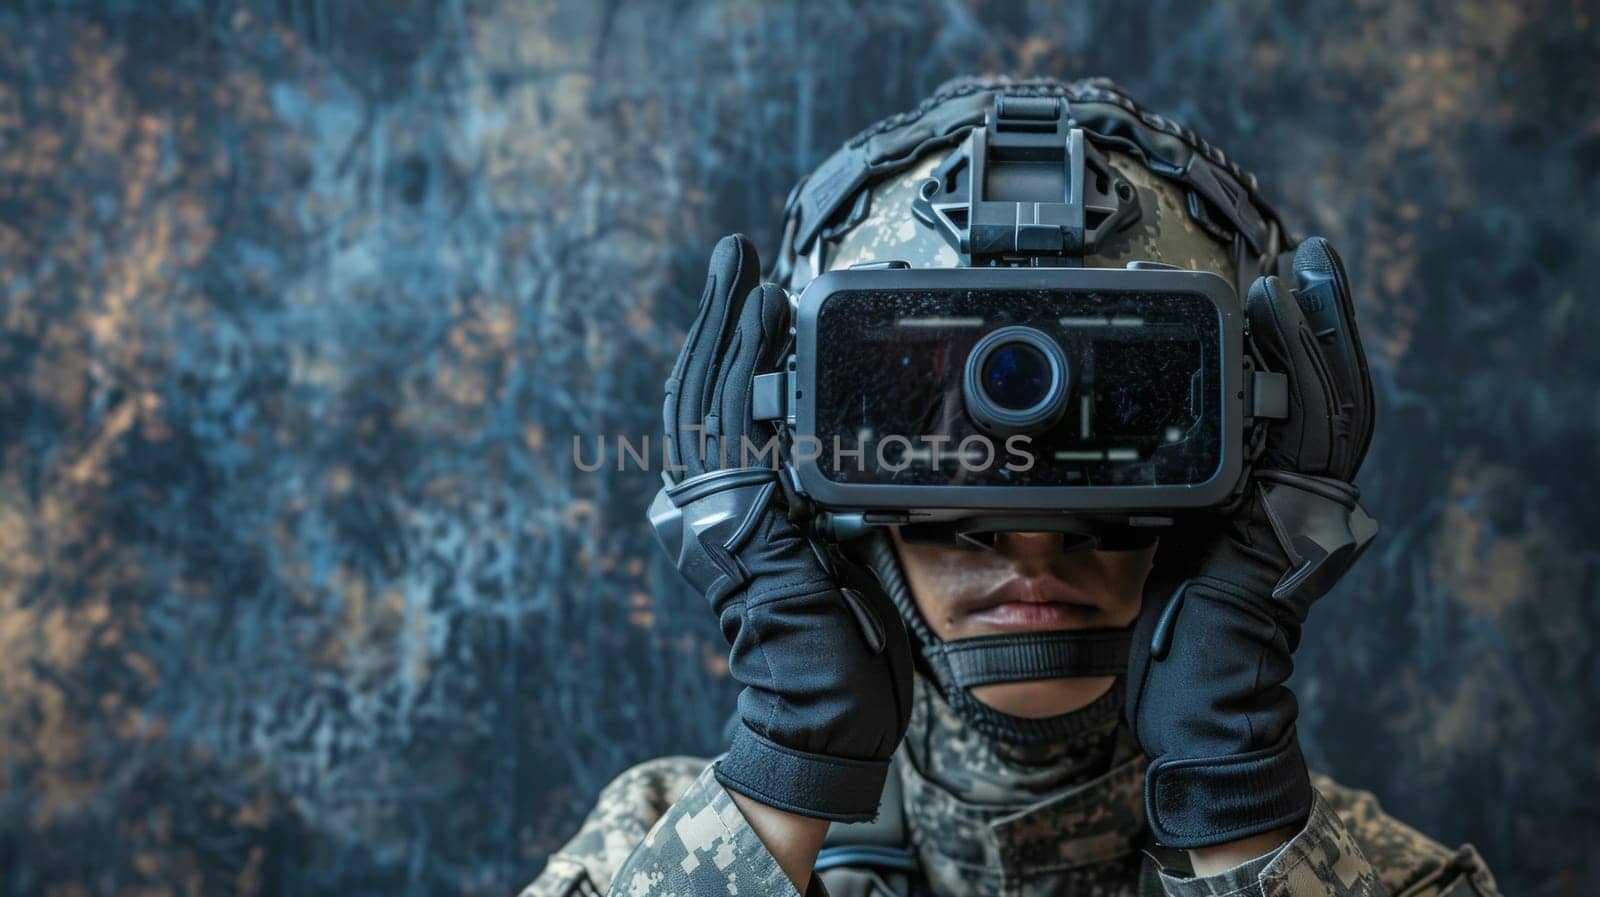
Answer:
[
  {"xmin": 523, "ymin": 761, "xmax": 816, "ymax": 897},
  {"xmin": 1307, "ymin": 784, "xmax": 1501, "ymax": 897},
  {"xmin": 522, "ymin": 756, "xmax": 707, "ymax": 897},
  {"xmin": 897, "ymin": 677, "xmax": 1146, "ymax": 895},
  {"xmin": 523, "ymin": 680, "xmax": 1501, "ymax": 897},
  {"xmin": 900, "ymin": 735, "xmax": 1148, "ymax": 895},
  {"xmin": 901, "ymin": 676, "xmax": 1134, "ymax": 803}
]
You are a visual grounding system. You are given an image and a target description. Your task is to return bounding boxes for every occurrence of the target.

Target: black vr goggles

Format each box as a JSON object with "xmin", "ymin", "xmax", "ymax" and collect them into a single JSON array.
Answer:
[{"xmin": 754, "ymin": 265, "xmax": 1287, "ymax": 547}]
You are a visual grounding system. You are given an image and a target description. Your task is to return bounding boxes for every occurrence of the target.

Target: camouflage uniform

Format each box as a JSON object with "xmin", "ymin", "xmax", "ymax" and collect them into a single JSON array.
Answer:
[{"xmin": 522, "ymin": 679, "xmax": 1501, "ymax": 897}]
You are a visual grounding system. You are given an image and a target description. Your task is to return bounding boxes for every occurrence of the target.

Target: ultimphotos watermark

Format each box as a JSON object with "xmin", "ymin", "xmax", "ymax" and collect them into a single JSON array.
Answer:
[{"xmin": 572, "ymin": 427, "xmax": 1040, "ymax": 474}]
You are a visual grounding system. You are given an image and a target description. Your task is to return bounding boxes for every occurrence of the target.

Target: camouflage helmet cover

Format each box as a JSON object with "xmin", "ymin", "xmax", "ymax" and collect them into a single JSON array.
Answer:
[
  {"xmin": 820, "ymin": 146, "xmax": 1238, "ymax": 283},
  {"xmin": 774, "ymin": 75, "xmax": 1291, "ymax": 296}
]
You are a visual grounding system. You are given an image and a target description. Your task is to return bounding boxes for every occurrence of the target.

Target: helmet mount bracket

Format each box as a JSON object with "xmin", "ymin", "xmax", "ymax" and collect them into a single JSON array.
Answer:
[{"xmin": 912, "ymin": 95, "xmax": 1141, "ymax": 267}]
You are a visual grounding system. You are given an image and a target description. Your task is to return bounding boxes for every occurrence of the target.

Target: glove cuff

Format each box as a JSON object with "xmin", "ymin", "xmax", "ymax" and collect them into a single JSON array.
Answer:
[
  {"xmin": 1144, "ymin": 728, "xmax": 1313, "ymax": 848},
  {"xmin": 716, "ymin": 723, "xmax": 892, "ymax": 823}
]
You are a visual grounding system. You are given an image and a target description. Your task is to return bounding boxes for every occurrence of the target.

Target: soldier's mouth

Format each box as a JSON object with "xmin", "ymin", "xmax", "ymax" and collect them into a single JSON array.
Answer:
[{"xmin": 960, "ymin": 576, "xmax": 1103, "ymax": 631}]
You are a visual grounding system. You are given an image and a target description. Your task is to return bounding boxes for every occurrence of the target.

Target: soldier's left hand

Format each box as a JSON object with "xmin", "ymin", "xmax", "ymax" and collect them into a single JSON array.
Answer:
[{"xmin": 1125, "ymin": 237, "xmax": 1377, "ymax": 848}]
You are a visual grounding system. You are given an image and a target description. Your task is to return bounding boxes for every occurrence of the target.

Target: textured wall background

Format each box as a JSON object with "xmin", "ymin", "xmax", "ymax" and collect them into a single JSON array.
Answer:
[{"xmin": 0, "ymin": 1, "xmax": 1596, "ymax": 895}]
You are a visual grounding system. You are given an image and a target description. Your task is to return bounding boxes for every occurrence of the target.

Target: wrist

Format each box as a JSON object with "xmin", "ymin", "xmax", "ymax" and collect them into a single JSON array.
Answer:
[
  {"xmin": 1187, "ymin": 824, "xmax": 1297, "ymax": 876},
  {"xmin": 728, "ymin": 790, "xmax": 829, "ymax": 893}
]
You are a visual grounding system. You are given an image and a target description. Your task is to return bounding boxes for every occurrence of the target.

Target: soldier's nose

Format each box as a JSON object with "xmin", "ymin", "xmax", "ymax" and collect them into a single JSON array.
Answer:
[{"xmin": 991, "ymin": 531, "xmax": 1066, "ymax": 577}]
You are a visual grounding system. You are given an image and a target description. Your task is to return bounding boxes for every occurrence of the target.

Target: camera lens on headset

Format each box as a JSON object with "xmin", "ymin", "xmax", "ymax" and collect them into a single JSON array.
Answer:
[
  {"xmin": 963, "ymin": 326, "xmax": 1071, "ymax": 437},
  {"xmin": 982, "ymin": 342, "xmax": 1052, "ymax": 410}
]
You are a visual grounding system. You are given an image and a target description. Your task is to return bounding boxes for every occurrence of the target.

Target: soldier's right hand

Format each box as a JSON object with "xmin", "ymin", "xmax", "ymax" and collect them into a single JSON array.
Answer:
[{"xmin": 647, "ymin": 235, "xmax": 915, "ymax": 823}]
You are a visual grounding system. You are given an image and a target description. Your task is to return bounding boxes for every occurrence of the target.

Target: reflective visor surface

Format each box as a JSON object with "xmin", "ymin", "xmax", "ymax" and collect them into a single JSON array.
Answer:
[{"xmin": 811, "ymin": 287, "xmax": 1223, "ymax": 487}]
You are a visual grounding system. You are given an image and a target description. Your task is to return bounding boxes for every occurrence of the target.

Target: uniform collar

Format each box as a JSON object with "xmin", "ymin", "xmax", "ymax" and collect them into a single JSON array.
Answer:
[{"xmin": 898, "ymin": 677, "xmax": 1150, "ymax": 891}]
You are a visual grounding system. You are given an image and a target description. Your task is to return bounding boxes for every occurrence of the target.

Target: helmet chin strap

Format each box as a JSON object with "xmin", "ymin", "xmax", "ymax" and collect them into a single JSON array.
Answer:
[
  {"xmin": 847, "ymin": 530, "xmax": 1135, "ymax": 746},
  {"xmin": 937, "ymin": 629, "xmax": 1131, "ymax": 689}
]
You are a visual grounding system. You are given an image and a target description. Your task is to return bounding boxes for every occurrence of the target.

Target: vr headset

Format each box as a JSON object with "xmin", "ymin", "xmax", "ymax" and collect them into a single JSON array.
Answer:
[
  {"xmin": 754, "ymin": 265, "xmax": 1288, "ymax": 547},
  {"xmin": 752, "ymin": 95, "xmax": 1289, "ymax": 549}
]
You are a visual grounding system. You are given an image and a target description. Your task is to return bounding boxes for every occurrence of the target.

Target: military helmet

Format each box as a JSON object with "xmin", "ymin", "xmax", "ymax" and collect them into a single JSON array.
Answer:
[
  {"xmin": 768, "ymin": 76, "xmax": 1298, "ymax": 745},
  {"xmin": 774, "ymin": 75, "xmax": 1290, "ymax": 297}
]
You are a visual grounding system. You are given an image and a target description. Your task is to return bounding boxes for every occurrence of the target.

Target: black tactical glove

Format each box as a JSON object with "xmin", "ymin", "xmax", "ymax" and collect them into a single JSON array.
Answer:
[
  {"xmin": 1126, "ymin": 237, "xmax": 1378, "ymax": 848},
  {"xmin": 648, "ymin": 235, "xmax": 915, "ymax": 822}
]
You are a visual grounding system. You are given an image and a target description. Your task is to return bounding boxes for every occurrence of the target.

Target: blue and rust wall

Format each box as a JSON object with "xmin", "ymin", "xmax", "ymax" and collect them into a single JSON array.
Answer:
[{"xmin": 0, "ymin": 2, "xmax": 1595, "ymax": 895}]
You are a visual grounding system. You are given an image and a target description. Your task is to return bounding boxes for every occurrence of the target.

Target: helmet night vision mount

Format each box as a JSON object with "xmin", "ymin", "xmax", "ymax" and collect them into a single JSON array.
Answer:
[{"xmin": 753, "ymin": 94, "xmax": 1290, "ymax": 549}]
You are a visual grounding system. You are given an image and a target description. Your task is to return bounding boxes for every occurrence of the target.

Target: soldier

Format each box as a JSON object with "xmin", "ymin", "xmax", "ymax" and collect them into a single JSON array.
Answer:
[{"xmin": 524, "ymin": 78, "xmax": 1503, "ymax": 897}]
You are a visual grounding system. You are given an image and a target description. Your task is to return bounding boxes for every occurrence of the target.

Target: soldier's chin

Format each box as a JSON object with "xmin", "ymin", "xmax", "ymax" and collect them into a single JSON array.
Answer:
[{"xmin": 970, "ymin": 677, "xmax": 1117, "ymax": 719}]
